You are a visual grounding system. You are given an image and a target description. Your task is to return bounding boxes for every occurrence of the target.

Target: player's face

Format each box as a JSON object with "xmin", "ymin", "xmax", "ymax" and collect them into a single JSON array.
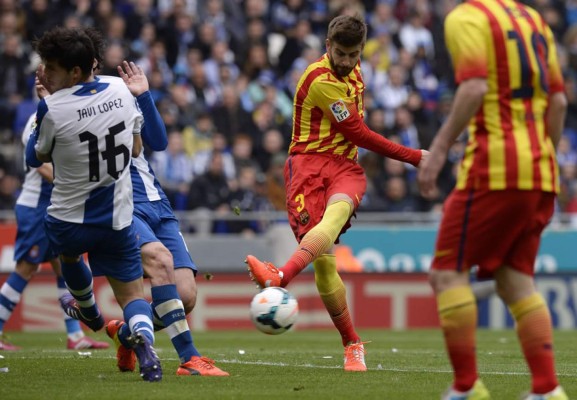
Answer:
[
  {"xmin": 326, "ymin": 40, "xmax": 363, "ymax": 78},
  {"xmin": 41, "ymin": 60, "xmax": 80, "ymax": 93}
]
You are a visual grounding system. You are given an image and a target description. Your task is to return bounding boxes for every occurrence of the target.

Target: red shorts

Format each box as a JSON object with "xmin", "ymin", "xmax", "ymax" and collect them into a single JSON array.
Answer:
[
  {"xmin": 284, "ymin": 153, "xmax": 366, "ymax": 243},
  {"xmin": 432, "ymin": 189, "xmax": 555, "ymax": 278}
]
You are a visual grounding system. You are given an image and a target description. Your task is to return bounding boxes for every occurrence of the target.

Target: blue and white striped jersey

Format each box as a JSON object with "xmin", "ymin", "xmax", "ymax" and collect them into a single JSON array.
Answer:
[
  {"xmin": 35, "ymin": 76, "xmax": 143, "ymax": 230},
  {"xmin": 130, "ymin": 150, "xmax": 168, "ymax": 203},
  {"xmin": 18, "ymin": 113, "xmax": 53, "ymax": 208}
]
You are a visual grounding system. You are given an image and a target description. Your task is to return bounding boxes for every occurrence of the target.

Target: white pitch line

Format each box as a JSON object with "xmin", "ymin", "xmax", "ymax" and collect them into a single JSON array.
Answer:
[{"xmin": 6, "ymin": 354, "xmax": 577, "ymax": 378}]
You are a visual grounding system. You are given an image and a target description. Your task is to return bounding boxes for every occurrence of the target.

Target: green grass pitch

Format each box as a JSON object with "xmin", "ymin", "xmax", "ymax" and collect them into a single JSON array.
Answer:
[{"xmin": 0, "ymin": 329, "xmax": 575, "ymax": 399}]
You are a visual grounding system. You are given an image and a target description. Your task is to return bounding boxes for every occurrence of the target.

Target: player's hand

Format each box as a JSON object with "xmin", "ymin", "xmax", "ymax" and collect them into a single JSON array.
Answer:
[
  {"xmin": 417, "ymin": 149, "xmax": 430, "ymax": 168},
  {"xmin": 36, "ymin": 64, "xmax": 50, "ymax": 98},
  {"xmin": 117, "ymin": 61, "xmax": 148, "ymax": 96},
  {"xmin": 417, "ymin": 149, "xmax": 446, "ymax": 200}
]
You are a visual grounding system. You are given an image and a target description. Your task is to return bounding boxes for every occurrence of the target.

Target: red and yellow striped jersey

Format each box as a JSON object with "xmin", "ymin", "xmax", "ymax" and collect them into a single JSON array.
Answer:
[
  {"xmin": 446, "ymin": 0, "xmax": 564, "ymax": 192},
  {"xmin": 289, "ymin": 53, "xmax": 365, "ymax": 161}
]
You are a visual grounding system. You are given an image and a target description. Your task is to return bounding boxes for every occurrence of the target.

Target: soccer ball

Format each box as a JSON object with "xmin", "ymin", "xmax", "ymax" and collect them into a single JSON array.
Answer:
[{"xmin": 249, "ymin": 287, "xmax": 299, "ymax": 335}]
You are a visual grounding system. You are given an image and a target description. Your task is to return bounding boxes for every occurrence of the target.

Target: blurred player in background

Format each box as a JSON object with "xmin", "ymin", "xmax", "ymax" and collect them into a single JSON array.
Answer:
[
  {"xmin": 417, "ymin": 1, "xmax": 568, "ymax": 399},
  {"xmin": 245, "ymin": 14, "xmax": 428, "ymax": 372},
  {"xmin": 105, "ymin": 60, "xmax": 228, "ymax": 377},
  {"xmin": 26, "ymin": 27, "xmax": 162, "ymax": 382},
  {"xmin": 0, "ymin": 74, "xmax": 108, "ymax": 351}
]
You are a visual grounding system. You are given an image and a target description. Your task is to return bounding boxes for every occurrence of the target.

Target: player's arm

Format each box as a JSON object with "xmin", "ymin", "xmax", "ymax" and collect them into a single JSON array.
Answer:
[
  {"xmin": 547, "ymin": 92, "xmax": 567, "ymax": 148},
  {"xmin": 313, "ymin": 81, "xmax": 424, "ymax": 166},
  {"xmin": 32, "ymin": 99, "xmax": 56, "ymax": 165},
  {"xmin": 542, "ymin": 24, "xmax": 567, "ymax": 149},
  {"xmin": 336, "ymin": 107, "xmax": 424, "ymax": 166},
  {"xmin": 118, "ymin": 61, "xmax": 168, "ymax": 151},
  {"xmin": 36, "ymin": 163, "xmax": 54, "ymax": 183}
]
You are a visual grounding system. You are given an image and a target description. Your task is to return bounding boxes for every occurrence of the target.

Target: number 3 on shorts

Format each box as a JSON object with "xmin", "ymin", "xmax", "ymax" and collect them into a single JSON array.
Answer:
[{"xmin": 294, "ymin": 194, "xmax": 305, "ymax": 212}]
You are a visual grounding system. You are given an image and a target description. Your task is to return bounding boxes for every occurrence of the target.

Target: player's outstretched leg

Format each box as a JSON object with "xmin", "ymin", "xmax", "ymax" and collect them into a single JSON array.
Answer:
[
  {"xmin": 106, "ymin": 320, "xmax": 136, "ymax": 372},
  {"xmin": 245, "ymin": 255, "xmax": 283, "ymax": 288}
]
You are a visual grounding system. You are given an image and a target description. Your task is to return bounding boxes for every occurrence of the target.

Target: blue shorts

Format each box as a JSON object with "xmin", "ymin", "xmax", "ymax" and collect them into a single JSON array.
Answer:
[
  {"xmin": 14, "ymin": 204, "xmax": 56, "ymax": 263},
  {"xmin": 44, "ymin": 215, "xmax": 143, "ymax": 282},
  {"xmin": 133, "ymin": 199, "xmax": 196, "ymax": 272}
]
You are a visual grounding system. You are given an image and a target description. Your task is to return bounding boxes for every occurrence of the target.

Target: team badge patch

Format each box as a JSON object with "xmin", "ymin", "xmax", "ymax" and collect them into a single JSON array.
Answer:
[
  {"xmin": 330, "ymin": 100, "xmax": 350, "ymax": 122},
  {"xmin": 29, "ymin": 245, "xmax": 39, "ymax": 259},
  {"xmin": 299, "ymin": 210, "xmax": 310, "ymax": 225}
]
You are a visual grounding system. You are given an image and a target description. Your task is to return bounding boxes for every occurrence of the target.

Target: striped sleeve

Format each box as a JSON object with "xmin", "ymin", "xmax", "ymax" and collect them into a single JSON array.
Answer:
[{"xmin": 445, "ymin": 7, "xmax": 488, "ymax": 83}]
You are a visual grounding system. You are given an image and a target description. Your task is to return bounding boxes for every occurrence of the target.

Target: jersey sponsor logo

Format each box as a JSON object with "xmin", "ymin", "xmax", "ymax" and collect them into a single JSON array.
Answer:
[{"xmin": 330, "ymin": 100, "xmax": 350, "ymax": 122}]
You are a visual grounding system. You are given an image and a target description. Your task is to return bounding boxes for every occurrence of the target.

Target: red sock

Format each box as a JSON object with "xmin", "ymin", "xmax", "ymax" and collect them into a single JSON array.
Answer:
[
  {"xmin": 437, "ymin": 286, "xmax": 478, "ymax": 392},
  {"xmin": 509, "ymin": 293, "xmax": 558, "ymax": 394},
  {"xmin": 314, "ymin": 255, "xmax": 359, "ymax": 346}
]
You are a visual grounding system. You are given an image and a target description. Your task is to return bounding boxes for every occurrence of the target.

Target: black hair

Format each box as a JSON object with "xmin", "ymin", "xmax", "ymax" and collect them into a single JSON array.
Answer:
[{"xmin": 35, "ymin": 27, "xmax": 95, "ymax": 76}]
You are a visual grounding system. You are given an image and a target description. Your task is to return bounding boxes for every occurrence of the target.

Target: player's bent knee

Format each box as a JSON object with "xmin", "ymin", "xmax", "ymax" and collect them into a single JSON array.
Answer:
[
  {"xmin": 142, "ymin": 243, "xmax": 175, "ymax": 284},
  {"xmin": 15, "ymin": 260, "xmax": 40, "ymax": 280}
]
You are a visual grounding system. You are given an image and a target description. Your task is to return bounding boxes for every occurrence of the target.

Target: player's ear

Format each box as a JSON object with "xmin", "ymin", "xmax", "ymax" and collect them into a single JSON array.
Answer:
[{"xmin": 70, "ymin": 65, "xmax": 85, "ymax": 84}]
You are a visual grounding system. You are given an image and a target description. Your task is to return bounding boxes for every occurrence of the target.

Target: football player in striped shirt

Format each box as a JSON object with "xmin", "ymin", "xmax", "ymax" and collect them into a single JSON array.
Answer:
[
  {"xmin": 27, "ymin": 27, "xmax": 161, "ymax": 382},
  {"xmin": 0, "ymin": 93, "xmax": 108, "ymax": 351},
  {"xmin": 246, "ymin": 14, "xmax": 428, "ymax": 372},
  {"xmin": 105, "ymin": 60, "xmax": 228, "ymax": 377},
  {"xmin": 417, "ymin": 1, "xmax": 568, "ymax": 399}
]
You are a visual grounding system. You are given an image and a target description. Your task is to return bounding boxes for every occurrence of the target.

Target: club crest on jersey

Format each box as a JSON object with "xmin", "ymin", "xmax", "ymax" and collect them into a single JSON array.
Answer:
[
  {"xmin": 29, "ymin": 245, "xmax": 39, "ymax": 259},
  {"xmin": 330, "ymin": 100, "xmax": 350, "ymax": 122},
  {"xmin": 299, "ymin": 210, "xmax": 310, "ymax": 225}
]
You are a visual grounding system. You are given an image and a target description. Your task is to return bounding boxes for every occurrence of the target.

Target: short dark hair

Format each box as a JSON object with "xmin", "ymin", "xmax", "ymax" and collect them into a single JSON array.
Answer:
[
  {"xmin": 83, "ymin": 27, "xmax": 106, "ymax": 70},
  {"xmin": 35, "ymin": 27, "xmax": 95, "ymax": 76},
  {"xmin": 327, "ymin": 14, "xmax": 367, "ymax": 47}
]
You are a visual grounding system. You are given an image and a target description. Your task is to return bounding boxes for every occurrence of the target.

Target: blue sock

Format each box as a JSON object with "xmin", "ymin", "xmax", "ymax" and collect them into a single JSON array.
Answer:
[
  {"xmin": 151, "ymin": 284, "xmax": 199, "ymax": 363},
  {"xmin": 116, "ymin": 322, "xmax": 131, "ymax": 348},
  {"xmin": 56, "ymin": 276, "xmax": 83, "ymax": 336},
  {"xmin": 60, "ymin": 258, "xmax": 100, "ymax": 319},
  {"xmin": 123, "ymin": 299, "xmax": 154, "ymax": 344},
  {"xmin": 0, "ymin": 272, "xmax": 29, "ymax": 332}
]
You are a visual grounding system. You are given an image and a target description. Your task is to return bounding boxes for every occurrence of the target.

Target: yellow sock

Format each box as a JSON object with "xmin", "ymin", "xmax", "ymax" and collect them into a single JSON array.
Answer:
[
  {"xmin": 314, "ymin": 254, "xmax": 359, "ymax": 346},
  {"xmin": 509, "ymin": 292, "xmax": 558, "ymax": 394},
  {"xmin": 282, "ymin": 201, "xmax": 352, "ymax": 283},
  {"xmin": 437, "ymin": 286, "xmax": 478, "ymax": 392}
]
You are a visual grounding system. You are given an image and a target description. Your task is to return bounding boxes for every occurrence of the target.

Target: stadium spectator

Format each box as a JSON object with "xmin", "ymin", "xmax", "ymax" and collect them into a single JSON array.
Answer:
[
  {"xmin": 150, "ymin": 130, "xmax": 195, "ymax": 210},
  {"xmin": 187, "ymin": 150, "xmax": 234, "ymax": 233},
  {"xmin": 192, "ymin": 131, "xmax": 235, "ymax": 179},
  {"xmin": 209, "ymin": 83, "xmax": 251, "ymax": 144},
  {"xmin": 254, "ymin": 128, "xmax": 286, "ymax": 173},
  {"xmin": 0, "ymin": 33, "xmax": 30, "ymax": 134},
  {"xmin": 417, "ymin": 1, "xmax": 568, "ymax": 398},
  {"xmin": 398, "ymin": 8, "xmax": 434, "ymax": 58}
]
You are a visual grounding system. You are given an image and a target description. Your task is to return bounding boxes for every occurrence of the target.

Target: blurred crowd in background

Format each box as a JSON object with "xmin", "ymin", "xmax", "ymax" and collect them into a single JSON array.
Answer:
[{"xmin": 1, "ymin": 0, "xmax": 577, "ymax": 234}]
